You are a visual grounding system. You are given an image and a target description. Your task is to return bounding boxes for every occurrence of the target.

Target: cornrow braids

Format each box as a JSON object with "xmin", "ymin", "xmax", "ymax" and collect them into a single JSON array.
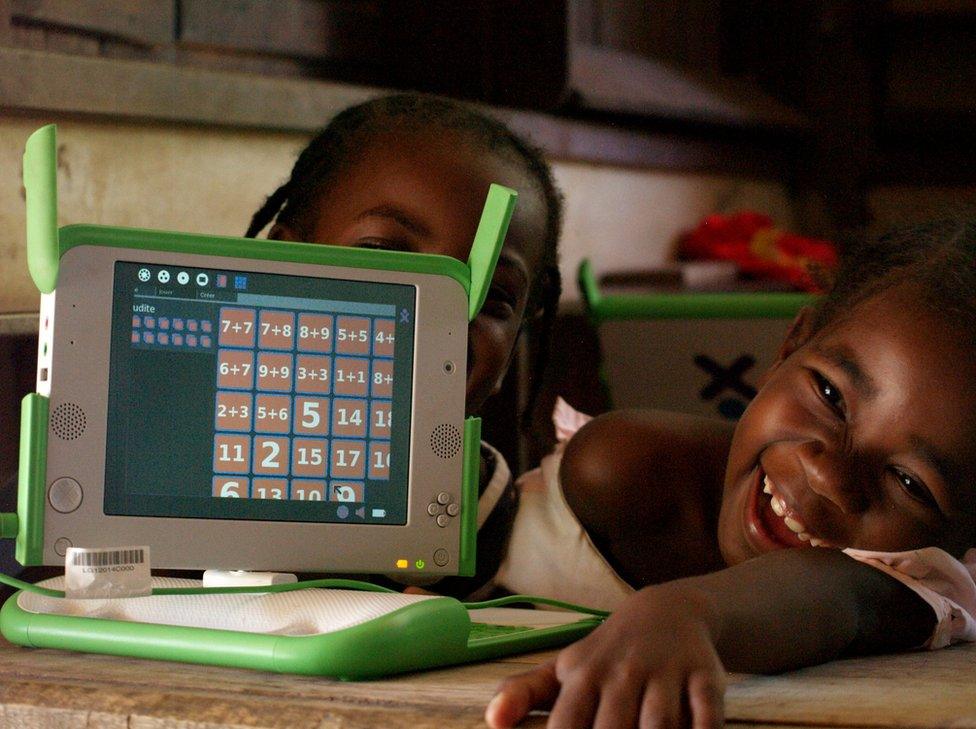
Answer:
[
  {"xmin": 812, "ymin": 218, "xmax": 976, "ymax": 340},
  {"xmin": 246, "ymin": 92, "xmax": 564, "ymax": 427}
]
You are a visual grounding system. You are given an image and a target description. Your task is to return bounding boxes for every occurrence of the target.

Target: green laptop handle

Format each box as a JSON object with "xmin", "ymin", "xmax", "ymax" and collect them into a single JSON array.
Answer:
[
  {"xmin": 578, "ymin": 258, "xmax": 813, "ymax": 322},
  {"xmin": 24, "ymin": 125, "xmax": 517, "ymax": 324}
]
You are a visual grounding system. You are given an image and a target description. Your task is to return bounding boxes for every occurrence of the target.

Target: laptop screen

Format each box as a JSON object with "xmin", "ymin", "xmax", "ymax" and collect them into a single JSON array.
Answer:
[{"xmin": 102, "ymin": 260, "xmax": 416, "ymax": 526}]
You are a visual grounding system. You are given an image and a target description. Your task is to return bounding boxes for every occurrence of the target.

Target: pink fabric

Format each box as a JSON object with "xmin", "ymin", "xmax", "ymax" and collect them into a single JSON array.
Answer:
[
  {"xmin": 843, "ymin": 547, "xmax": 976, "ymax": 648},
  {"xmin": 551, "ymin": 398, "xmax": 976, "ymax": 648},
  {"xmin": 552, "ymin": 397, "xmax": 592, "ymax": 442}
]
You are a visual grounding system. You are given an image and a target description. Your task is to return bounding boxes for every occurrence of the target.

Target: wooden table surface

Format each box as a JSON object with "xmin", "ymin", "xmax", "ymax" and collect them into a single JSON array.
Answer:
[{"xmin": 1, "ymin": 637, "xmax": 974, "ymax": 728}]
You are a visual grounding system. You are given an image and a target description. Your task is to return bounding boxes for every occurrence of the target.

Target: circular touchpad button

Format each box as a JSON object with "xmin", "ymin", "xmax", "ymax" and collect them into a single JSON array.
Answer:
[
  {"xmin": 49, "ymin": 477, "xmax": 83, "ymax": 514},
  {"xmin": 54, "ymin": 537, "xmax": 72, "ymax": 556}
]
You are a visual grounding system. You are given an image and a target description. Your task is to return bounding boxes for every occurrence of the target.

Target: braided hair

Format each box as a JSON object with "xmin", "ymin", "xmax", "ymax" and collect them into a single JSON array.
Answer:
[{"xmin": 246, "ymin": 93, "xmax": 564, "ymax": 423}]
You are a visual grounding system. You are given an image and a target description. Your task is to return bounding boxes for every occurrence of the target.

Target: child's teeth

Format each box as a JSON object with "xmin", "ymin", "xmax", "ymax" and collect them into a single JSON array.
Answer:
[
  {"xmin": 763, "ymin": 475, "xmax": 817, "ymax": 543},
  {"xmin": 784, "ymin": 515, "xmax": 806, "ymax": 534}
]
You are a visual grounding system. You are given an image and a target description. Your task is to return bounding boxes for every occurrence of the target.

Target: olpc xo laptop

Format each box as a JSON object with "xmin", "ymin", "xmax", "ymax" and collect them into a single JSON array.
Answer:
[{"xmin": 0, "ymin": 125, "xmax": 603, "ymax": 679}]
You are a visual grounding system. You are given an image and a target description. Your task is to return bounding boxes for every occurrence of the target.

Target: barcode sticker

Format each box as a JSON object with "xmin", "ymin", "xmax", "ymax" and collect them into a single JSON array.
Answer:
[{"xmin": 64, "ymin": 546, "xmax": 152, "ymax": 599}]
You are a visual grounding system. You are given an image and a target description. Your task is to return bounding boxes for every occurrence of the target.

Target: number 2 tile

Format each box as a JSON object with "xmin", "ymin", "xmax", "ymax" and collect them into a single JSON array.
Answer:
[{"xmin": 252, "ymin": 436, "xmax": 290, "ymax": 476}]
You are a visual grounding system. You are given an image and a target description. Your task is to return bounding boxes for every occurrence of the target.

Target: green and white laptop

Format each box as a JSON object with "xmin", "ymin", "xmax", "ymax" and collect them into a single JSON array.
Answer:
[{"xmin": 0, "ymin": 125, "xmax": 603, "ymax": 679}]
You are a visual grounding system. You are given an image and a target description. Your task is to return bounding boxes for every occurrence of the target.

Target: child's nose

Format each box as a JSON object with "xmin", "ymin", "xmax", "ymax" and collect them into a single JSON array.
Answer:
[{"xmin": 796, "ymin": 440, "xmax": 869, "ymax": 514}]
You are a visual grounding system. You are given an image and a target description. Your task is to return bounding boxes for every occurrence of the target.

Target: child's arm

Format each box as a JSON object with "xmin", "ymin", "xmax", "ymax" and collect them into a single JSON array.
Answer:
[{"xmin": 486, "ymin": 547, "xmax": 935, "ymax": 728}]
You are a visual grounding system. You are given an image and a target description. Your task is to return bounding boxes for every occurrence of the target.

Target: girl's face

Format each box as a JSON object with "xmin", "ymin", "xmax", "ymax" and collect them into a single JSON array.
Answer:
[
  {"xmin": 719, "ymin": 282, "xmax": 976, "ymax": 564},
  {"xmin": 270, "ymin": 129, "xmax": 547, "ymax": 416}
]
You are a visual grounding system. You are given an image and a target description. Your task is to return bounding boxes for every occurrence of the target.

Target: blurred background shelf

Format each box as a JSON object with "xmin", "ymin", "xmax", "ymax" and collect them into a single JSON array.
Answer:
[
  {"xmin": 3, "ymin": 0, "xmax": 975, "ymax": 471},
  {"xmin": 5, "ymin": 1, "xmax": 974, "ymax": 222},
  {"xmin": 0, "ymin": 314, "xmax": 38, "ymax": 337}
]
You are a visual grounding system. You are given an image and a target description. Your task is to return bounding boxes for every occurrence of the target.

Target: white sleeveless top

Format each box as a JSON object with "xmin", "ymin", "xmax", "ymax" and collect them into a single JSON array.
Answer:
[{"xmin": 494, "ymin": 400, "xmax": 633, "ymax": 611}]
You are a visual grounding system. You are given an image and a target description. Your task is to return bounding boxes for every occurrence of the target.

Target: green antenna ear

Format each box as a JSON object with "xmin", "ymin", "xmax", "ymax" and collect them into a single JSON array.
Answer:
[
  {"xmin": 467, "ymin": 184, "xmax": 517, "ymax": 322},
  {"xmin": 24, "ymin": 124, "xmax": 60, "ymax": 294}
]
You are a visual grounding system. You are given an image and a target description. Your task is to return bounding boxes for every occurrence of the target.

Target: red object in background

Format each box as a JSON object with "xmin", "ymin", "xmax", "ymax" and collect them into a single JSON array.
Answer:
[{"xmin": 678, "ymin": 212, "xmax": 837, "ymax": 292}]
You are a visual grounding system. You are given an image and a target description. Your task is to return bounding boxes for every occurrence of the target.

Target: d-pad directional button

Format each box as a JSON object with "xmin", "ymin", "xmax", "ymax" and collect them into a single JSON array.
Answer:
[{"xmin": 428, "ymin": 492, "xmax": 459, "ymax": 527}]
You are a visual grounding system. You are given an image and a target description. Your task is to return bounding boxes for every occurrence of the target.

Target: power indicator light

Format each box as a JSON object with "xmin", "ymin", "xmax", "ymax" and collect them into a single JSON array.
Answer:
[
  {"xmin": 415, "ymin": 559, "xmax": 425, "ymax": 570},
  {"xmin": 395, "ymin": 559, "xmax": 408, "ymax": 569}
]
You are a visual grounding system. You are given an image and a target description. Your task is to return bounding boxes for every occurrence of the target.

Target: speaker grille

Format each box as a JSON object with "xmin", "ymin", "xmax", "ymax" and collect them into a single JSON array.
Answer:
[
  {"xmin": 430, "ymin": 423, "xmax": 462, "ymax": 459},
  {"xmin": 51, "ymin": 402, "xmax": 86, "ymax": 441}
]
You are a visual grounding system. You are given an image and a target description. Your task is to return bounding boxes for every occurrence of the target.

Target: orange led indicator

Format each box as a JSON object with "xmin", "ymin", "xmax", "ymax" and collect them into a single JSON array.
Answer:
[{"xmin": 395, "ymin": 559, "xmax": 408, "ymax": 569}]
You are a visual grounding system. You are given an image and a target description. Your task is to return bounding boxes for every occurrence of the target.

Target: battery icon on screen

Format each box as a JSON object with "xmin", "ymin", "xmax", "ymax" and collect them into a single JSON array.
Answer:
[{"xmin": 371, "ymin": 508, "xmax": 386, "ymax": 518}]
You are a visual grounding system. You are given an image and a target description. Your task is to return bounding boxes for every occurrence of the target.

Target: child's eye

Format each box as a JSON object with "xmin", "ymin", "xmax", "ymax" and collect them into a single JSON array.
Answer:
[
  {"xmin": 354, "ymin": 238, "xmax": 409, "ymax": 252},
  {"xmin": 488, "ymin": 284, "xmax": 517, "ymax": 308},
  {"xmin": 812, "ymin": 371, "xmax": 845, "ymax": 413},
  {"xmin": 891, "ymin": 468, "xmax": 937, "ymax": 508},
  {"xmin": 480, "ymin": 285, "xmax": 517, "ymax": 319}
]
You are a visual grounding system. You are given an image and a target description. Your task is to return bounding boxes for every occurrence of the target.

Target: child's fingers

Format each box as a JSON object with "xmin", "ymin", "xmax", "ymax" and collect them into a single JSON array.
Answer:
[
  {"xmin": 638, "ymin": 681, "xmax": 683, "ymax": 729},
  {"xmin": 687, "ymin": 669, "xmax": 725, "ymax": 729},
  {"xmin": 485, "ymin": 661, "xmax": 560, "ymax": 728},
  {"xmin": 590, "ymin": 675, "xmax": 642, "ymax": 729},
  {"xmin": 544, "ymin": 673, "xmax": 598, "ymax": 729}
]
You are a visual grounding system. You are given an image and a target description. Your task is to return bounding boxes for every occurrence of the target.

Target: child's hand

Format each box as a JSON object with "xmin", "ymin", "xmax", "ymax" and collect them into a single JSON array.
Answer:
[
  {"xmin": 402, "ymin": 585, "xmax": 437, "ymax": 596},
  {"xmin": 485, "ymin": 585, "xmax": 726, "ymax": 728}
]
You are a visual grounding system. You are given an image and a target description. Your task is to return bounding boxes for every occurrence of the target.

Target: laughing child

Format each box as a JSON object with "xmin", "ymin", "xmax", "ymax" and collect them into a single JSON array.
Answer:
[{"xmin": 488, "ymin": 219, "xmax": 976, "ymax": 728}]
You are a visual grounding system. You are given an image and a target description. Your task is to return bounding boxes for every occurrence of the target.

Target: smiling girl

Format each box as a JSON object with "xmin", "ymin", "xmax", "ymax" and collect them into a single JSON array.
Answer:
[
  {"xmin": 244, "ymin": 93, "xmax": 562, "ymax": 597},
  {"xmin": 488, "ymin": 219, "xmax": 976, "ymax": 728}
]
